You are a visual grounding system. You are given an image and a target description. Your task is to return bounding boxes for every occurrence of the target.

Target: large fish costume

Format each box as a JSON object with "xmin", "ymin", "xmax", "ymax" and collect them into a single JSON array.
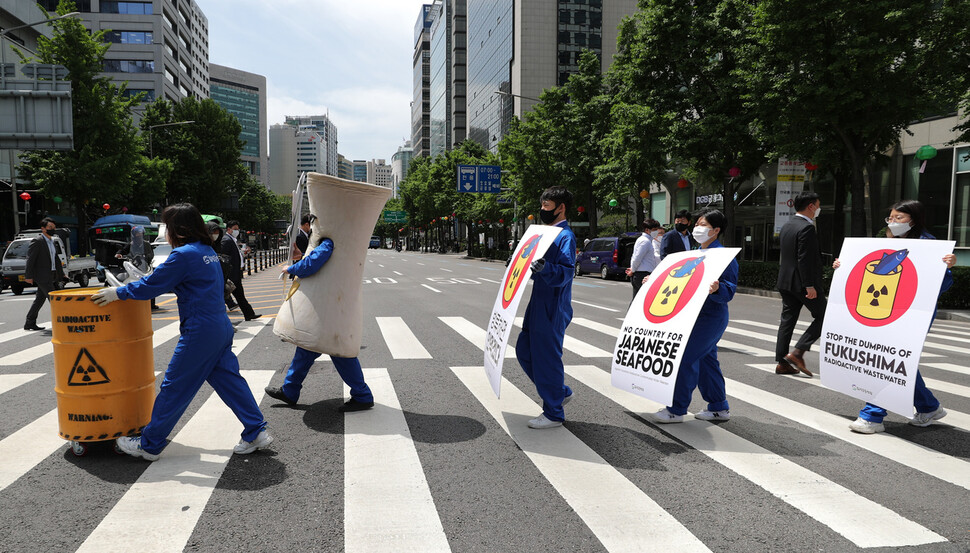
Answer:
[{"xmin": 273, "ymin": 173, "xmax": 391, "ymax": 356}]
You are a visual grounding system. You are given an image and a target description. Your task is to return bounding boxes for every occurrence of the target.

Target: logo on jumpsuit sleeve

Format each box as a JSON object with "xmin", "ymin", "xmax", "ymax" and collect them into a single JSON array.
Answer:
[{"xmin": 502, "ymin": 234, "xmax": 543, "ymax": 309}]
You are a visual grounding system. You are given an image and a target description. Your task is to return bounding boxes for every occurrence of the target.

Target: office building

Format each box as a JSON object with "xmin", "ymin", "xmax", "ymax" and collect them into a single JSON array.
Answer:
[
  {"xmin": 391, "ymin": 141, "xmax": 414, "ymax": 198},
  {"xmin": 268, "ymin": 114, "xmax": 338, "ymax": 196},
  {"xmin": 428, "ymin": 0, "xmax": 467, "ymax": 157},
  {"xmin": 366, "ymin": 159, "xmax": 392, "ymax": 189},
  {"xmin": 337, "ymin": 154, "xmax": 353, "ymax": 181},
  {"xmin": 466, "ymin": 0, "xmax": 638, "ymax": 150},
  {"xmin": 352, "ymin": 160, "xmax": 368, "ymax": 182},
  {"xmin": 411, "ymin": 5, "xmax": 433, "ymax": 157},
  {"xmin": 209, "ymin": 63, "xmax": 267, "ymax": 186},
  {"xmin": 37, "ymin": 0, "xmax": 210, "ymax": 103}
]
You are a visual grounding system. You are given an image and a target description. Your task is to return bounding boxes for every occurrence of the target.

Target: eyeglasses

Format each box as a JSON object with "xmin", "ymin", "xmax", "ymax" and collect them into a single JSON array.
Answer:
[{"xmin": 885, "ymin": 216, "xmax": 910, "ymax": 224}]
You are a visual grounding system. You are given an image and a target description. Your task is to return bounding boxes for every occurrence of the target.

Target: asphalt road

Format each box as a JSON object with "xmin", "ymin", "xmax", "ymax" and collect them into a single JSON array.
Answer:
[{"xmin": 0, "ymin": 249, "xmax": 968, "ymax": 553}]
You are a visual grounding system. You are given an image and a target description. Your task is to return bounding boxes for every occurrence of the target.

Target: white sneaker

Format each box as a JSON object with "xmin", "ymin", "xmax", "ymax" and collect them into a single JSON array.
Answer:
[
  {"xmin": 233, "ymin": 430, "xmax": 274, "ymax": 454},
  {"xmin": 849, "ymin": 417, "xmax": 885, "ymax": 434},
  {"xmin": 528, "ymin": 414, "xmax": 563, "ymax": 429},
  {"xmin": 695, "ymin": 409, "xmax": 730, "ymax": 421},
  {"xmin": 648, "ymin": 408, "xmax": 684, "ymax": 424},
  {"xmin": 909, "ymin": 407, "xmax": 947, "ymax": 427},
  {"xmin": 115, "ymin": 436, "xmax": 159, "ymax": 461}
]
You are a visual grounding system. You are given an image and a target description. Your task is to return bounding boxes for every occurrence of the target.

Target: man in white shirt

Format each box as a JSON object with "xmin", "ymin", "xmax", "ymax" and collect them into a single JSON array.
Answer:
[{"xmin": 625, "ymin": 219, "xmax": 662, "ymax": 300}]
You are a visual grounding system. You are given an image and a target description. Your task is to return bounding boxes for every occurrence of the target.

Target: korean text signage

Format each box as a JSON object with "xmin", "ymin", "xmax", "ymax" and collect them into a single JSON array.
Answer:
[
  {"xmin": 484, "ymin": 224, "xmax": 564, "ymax": 397},
  {"xmin": 611, "ymin": 248, "xmax": 740, "ymax": 406},
  {"xmin": 820, "ymin": 238, "xmax": 953, "ymax": 416},
  {"xmin": 457, "ymin": 165, "xmax": 502, "ymax": 193},
  {"xmin": 774, "ymin": 157, "xmax": 806, "ymax": 236}
]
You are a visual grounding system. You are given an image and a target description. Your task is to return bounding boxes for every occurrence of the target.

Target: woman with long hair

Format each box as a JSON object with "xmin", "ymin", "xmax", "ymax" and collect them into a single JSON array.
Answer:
[{"xmin": 93, "ymin": 203, "xmax": 272, "ymax": 460}]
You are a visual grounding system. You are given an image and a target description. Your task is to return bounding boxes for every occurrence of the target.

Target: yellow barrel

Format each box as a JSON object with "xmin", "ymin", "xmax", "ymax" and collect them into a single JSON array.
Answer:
[{"xmin": 49, "ymin": 288, "xmax": 155, "ymax": 442}]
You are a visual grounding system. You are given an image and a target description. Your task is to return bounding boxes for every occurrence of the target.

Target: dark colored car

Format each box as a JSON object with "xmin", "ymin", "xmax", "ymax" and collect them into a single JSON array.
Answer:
[{"xmin": 575, "ymin": 234, "xmax": 639, "ymax": 280}]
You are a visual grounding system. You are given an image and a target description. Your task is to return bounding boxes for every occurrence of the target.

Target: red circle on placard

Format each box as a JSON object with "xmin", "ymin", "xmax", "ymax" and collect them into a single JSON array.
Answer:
[
  {"xmin": 844, "ymin": 249, "xmax": 918, "ymax": 327},
  {"xmin": 643, "ymin": 257, "xmax": 705, "ymax": 324},
  {"xmin": 502, "ymin": 234, "xmax": 542, "ymax": 309}
]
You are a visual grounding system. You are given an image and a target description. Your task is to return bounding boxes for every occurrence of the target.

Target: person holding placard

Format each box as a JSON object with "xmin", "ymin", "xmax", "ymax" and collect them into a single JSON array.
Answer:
[
  {"xmin": 516, "ymin": 186, "xmax": 577, "ymax": 429},
  {"xmin": 649, "ymin": 209, "xmax": 739, "ymax": 423},
  {"xmin": 834, "ymin": 200, "xmax": 956, "ymax": 434}
]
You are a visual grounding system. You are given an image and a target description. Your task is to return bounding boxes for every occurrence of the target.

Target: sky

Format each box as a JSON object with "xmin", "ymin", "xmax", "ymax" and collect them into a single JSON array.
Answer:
[{"xmin": 197, "ymin": 0, "xmax": 431, "ymax": 162}]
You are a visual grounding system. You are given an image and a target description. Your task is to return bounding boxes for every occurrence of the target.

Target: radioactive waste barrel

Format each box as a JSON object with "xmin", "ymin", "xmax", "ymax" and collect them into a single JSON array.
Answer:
[{"xmin": 49, "ymin": 288, "xmax": 155, "ymax": 443}]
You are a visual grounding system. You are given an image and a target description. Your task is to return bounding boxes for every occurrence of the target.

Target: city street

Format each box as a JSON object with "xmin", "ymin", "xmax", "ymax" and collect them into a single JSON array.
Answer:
[{"xmin": 1, "ymin": 249, "xmax": 969, "ymax": 552}]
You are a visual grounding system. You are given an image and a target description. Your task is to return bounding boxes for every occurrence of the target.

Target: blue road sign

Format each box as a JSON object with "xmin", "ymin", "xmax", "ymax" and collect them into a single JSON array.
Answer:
[{"xmin": 457, "ymin": 165, "xmax": 502, "ymax": 193}]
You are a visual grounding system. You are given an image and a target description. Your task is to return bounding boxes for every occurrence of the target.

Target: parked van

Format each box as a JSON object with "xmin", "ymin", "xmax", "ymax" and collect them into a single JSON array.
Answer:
[{"xmin": 575, "ymin": 234, "xmax": 639, "ymax": 280}]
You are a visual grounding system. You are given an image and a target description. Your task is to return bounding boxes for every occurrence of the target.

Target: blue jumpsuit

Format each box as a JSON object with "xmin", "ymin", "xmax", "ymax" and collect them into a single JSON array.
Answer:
[
  {"xmin": 667, "ymin": 239, "xmax": 738, "ymax": 416},
  {"xmin": 279, "ymin": 239, "xmax": 373, "ymax": 404},
  {"xmin": 116, "ymin": 241, "xmax": 267, "ymax": 455},
  {"xmin": 515, "ymin": 221, "xmax": 576, "ymax": 422},
  {"xmin": 858, "ymin": 231, "xmax": 953, "ymax": 423}
]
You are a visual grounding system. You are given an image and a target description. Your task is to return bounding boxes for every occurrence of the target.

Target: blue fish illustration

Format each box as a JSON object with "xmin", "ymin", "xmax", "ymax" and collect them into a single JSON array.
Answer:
[
  {"xmin": 672, "ymin": 256, "xmax": 705, "ymax": 278},
  {"xmin": 871, "ymin": 249, "xmax": 908, "ymax": 275}
]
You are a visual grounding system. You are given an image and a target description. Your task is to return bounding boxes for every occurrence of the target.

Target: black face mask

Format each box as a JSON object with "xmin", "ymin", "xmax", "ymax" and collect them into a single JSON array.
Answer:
[
  {"xmin": 539, "ymin": 207, "xmax": 559, "ymax": 225},
  {"xmin": 675, "ymin": 223, "xmax": 689, "ymax": 233}
]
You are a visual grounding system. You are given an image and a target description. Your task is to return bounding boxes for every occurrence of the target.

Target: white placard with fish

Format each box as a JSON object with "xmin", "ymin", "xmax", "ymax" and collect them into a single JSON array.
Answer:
[
  {"xmin": 820, "ymin": 237, "xmax": 954, "ymax": 416},
  {"xmin": 611, "ymin": 248, "xmax": 742, "ymax": 406}
]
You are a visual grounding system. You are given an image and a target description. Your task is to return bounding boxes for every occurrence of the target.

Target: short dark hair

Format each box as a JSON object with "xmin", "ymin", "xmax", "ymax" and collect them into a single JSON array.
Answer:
[
  {"xmin": 890, "ymin": 199, "xmax": 926, "ymax": 238},
  {"xmin": 642, "ymin": 218, "xmax": 661, "ymax": 231},
  {"xmin": 675, "ymin": 209, "xmax": 691, "ymax": 221},
  {"xmin": 697, "ymin": 209, "xmax": 728, "ymax": 236},
  {"xmin": 301, "ymin": 214, "xmax": 317, "ymax": 226},
  {"xmin": 226, "ymin": 220, "xmax": 240, "ymax": 228},
  {"xmin": 162, "ymin": 203, "xmax": 211, "ymax": 247},
  {"xmin": 40, "ymin": 217, "xmax": 55, "ymax": 229},
  {"xmin": 793, "ymin": 191, "xmax": 820, "ymax": 212},
  {"xmin": 539, "ymin": 186, "xmax": 573, "ymax": 212}
]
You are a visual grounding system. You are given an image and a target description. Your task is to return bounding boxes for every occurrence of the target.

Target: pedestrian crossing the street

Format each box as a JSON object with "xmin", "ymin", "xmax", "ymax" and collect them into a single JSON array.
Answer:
[{"xmin": 1, "ymin": 308, "xmax": 969, "ymax": 550}]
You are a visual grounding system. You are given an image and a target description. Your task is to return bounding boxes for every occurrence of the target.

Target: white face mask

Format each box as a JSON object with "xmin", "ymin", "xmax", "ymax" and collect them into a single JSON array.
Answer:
[
  {"xmin": 649, "ymin": 230, "xmax": 662, "ymax": 239},
  {"xmin": 888, "ymin": 221, "xmax": 912, "ymax": 237},
  {"xmin": 813, "ymin": 205, "xmax": 821, "ymax": 219},
  {"xmin": 211, "ymin": 234, "xmax": 221, "ymax": 242},
  {"xmin": 229, "ymin": 229, "xmax": 239, "ymax": 238},
  {"xmin": 692, "ymin": 226, "xmax": 713, "ymax": 244}
]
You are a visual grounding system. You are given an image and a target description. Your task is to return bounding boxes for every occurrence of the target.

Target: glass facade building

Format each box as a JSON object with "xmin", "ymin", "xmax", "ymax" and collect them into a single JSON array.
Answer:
[
  {"xmin": 466, "ymin": 0, "xmax": 513, "ymax": 151},
  {"xmin": 557, "ymin": 1, "xmax": 603, "ymax": 85},
  {"xmin": 210, "ymin": 80, "xmax": 260, "ymax": 159},
  {"xmin": 429, "ymin": 0, "xmax": 451, "ymax": 158},
  {"xmin": 412, "ymin": 5, "xmax": 434, "ymax": 157}
]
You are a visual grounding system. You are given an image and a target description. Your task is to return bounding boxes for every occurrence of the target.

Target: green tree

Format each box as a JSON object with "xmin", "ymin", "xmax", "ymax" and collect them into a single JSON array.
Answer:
[
  {"xmin": 140, "ymin": 97, "xmax": 249, "ymax": 212},
  {"xmin": 743, "ymin": 0, "xmax": 970, "ymax": 238},
  {"xmin": 233, "ymin": 176, "xmax": 289, "ymax": 233},
  {"xmin": 609, "ymin": 0, "xmax": 765, "ymax": 242},
  {"xmin": 17, "ymin": 0, "xmax": 168, "ymax": 253}
]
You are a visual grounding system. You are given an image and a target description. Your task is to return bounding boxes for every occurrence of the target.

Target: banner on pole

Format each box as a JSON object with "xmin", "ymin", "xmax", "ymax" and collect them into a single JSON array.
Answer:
[
  {"xmin": 820, "ymin": 237, "xmax": 953, "ymax": 417},
  {"xmin": 484, "ymin": 224, "xmax": 564, "ymax": 398},
  {"xmin": 611, "ymin": 248, "xmax": 741, "ymax": 406},
  {"xmin": 774, "ymin": 157, "xmax": 806, "ymax": 237}
]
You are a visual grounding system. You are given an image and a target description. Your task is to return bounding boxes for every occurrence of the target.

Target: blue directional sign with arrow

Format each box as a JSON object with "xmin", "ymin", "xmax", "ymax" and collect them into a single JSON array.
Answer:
[{"xmin": 457, "ymin": 165, "xmax": 502, "ymax": 193}]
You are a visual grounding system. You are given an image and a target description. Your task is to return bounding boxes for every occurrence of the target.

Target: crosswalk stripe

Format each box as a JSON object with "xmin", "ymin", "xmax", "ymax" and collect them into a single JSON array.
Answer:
[
  {"xmin": 422, "ymin": 284, "xmax": 442, "ymax": 293},
  {"xmin": 574, "ymin": 300, "xmax": 620, "ymax": 312},
  {"xmin": 231, "ymin": 318, "xmax": 272, "ymax": 352},
  {"xmin": 513, "ymin": 317, "xmax": 612, "ymax": 358},
  {"xmin": 727, "ymin": 373, "xmax": 970, "ymax": 491},
  {"xmin": 0, "ymin": 373, "xmax": 44, "ymax": 395},
  {"xmin": 376, "ymin": 317, "xmax": 432, "ymax": 359},
  {"xmin": 344, "ymin": 369, "xmax": 450, "ymax": 552},
  {"xmin": 923, "ymin": 362, "xmax": 970, "ymax": 377},
  {"xmin": 451, "ymin": 365, "xmax": 711, "ymax": 552},
  {"xmin": 0, "ymin": 327, "xmax": 36, "ymax": 346},
  {"xmin": 735, "ymin": 319, "xmax": 952, "ymax": 358},
  {"xmin": 922, "ymin": 338, "xmax": 970, "ymax": 356},
  {"xmin": 928, "ymin": 321, "xmax": 970, "ymax": 332},
  {"xmin": 76, "ymin": 370, "xmax": 274, "ymax": 553},
  {"xmin": 574, "ymin": 317, "xmax": 775, "ymax": 358},
  {"xmin": 745, "ymin": 363, "xmax": 970, "ymax": 432},
  {"xmin": 0, "ymin": 410, "xmax": 61, "ymax": 492},
  {"xmin": 571, "ymin": 317, "xmax": 622, "ymax": 336},
  {"xmin": 439, "ymin": 316, "xmax": 515, "ymax": 358},
  {"xmin": 565, "ymin": 365, "xmax": 945, "ymax": 548},
  {"xmin": 0, "ymin": 341, "xmax": 52, "ymax": 366},
  {"xmin": 478, "ymin": 277, "xmax": 501, "ymax": 284}
]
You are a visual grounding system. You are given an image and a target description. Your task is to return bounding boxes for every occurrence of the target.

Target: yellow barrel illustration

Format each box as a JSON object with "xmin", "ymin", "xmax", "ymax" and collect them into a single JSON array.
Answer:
[
  {"xmin": 49, "ymin": 288, "xmax": 154, "ymax": 443},
  {"xmin": 648, "ymin": 267, "xmax": 693, "ymax": 317},
  {"xmin": 855, "ymin": 261, "xmax": 903, "ymax": 321}
]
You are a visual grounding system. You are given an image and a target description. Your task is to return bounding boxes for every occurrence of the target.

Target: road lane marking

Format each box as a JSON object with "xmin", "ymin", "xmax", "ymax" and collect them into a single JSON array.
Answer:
[
  {"xmin": 573, "ymin": 300, "xmax": 620, "ymax": 312},
  {"xmin": 478, "ymin": 277, "xmax": 501, "ymax": 284},
  {"xmin": 567, "ymin": 365, "xmax": 945, "ymax": 548},
  {"xmin": 439, "ymin": 317, "xmax": 515, "ymax": 359},
  {"xmin": 451, "ymin": 365, "xmax": 711, "ymax": 552},
  {"xmin": 376, "ymin": 317, "xmax": 432, "ymax": 359},
  {"xmin": 0, "ymin": 342, "xmax": 52, "ymax": 366},
  {"xmin": 0, "ymin": 327, "xmax": 36, "ymax": 346},
  {"xmin": 0, "ymin": 373, "xmax": 44, "ymax": 395},
  {"xmin": 421, "ymin": 284, "xmax": 442, "ymax": 293},
  {"xmin": 440, "ymin": 268, "xmax": 452, "ymax": 272},
  {"xmin": 344, "ymin": 369, "xmax": 450, "ymax": 552},
  {"xmin": 512, "ymin": 317, "xmax": 611, "ymax": 358},
  {"xmin": 393, "ymin": 271, "xmax": 403, "ymax": 276},
  {"xmin": 732, "ymin": 319, "xmax": 942, "ymax": 358},
  {"xmin": 571, "ymin": 317, "xmax": 774, "ymax": 358},
  {"xmin": 923, "ymin": 362, "xmax": 970, "ymax": 377}
]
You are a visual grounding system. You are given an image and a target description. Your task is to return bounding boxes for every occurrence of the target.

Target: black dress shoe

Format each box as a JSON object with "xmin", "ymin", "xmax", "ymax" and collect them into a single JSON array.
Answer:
[
  {"xmin": 245, "ymin": 313, "xmax": 262, "ymax": 321},
  {"xmin": 24, "ymin": 324, "xmax": 44, "ymax": 331},
  {"xmin": 264, "ymin": 386, "xmax": 296, "ymax": 406},
  {"xmin": 338, "ymin": 398, "xmax": 374, "ymax": 413}
]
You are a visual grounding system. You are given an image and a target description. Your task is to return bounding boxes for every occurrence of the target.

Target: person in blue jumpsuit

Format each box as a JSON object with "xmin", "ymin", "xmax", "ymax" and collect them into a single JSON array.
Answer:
[
  {"xmin": 649, "ymin": 209, "xmax": 739, "ymax": 423},
  {"xmin": 840, "ymin": 200, "xmax": 956, "ymax": 434},
  {"xmin": 92, "ymin": 203, "xmax": 272, "ymax": 461},
  {"xmin": 264, "ymin": 237, "xmax": 374, "ymax": 412},
  {"xmin": 516, "ymin": 186, "xmax": 577, "ymax": 429}
]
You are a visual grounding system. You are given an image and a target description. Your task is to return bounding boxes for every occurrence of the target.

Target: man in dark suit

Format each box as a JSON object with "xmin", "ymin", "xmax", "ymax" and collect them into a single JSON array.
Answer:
[
  {"xmin": 294, "ymin": 213, "xmax": 315, "ymax": 260},
  {"xmin": 659, "ymin": 209, "xmax": 694, "ymax": 259},
  {"xmin": 24, "ymin": 218, "xmax": 66, "ymax": 331},
  {"xmin": 775, "ymin": 191, "xmax": 825, "ymax": 376},
  {"xmin": 222, "ymin": 220, "xmax": 260, "ymax": 321}
]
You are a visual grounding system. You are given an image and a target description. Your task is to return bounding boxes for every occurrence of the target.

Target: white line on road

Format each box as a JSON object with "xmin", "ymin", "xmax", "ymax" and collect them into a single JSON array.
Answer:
[
  {"xmin": 451, "ymin": 365, "xmax": 711, "ymax": 552},
  {"xmin": 0, "ymin": 327, "xmax": 36, "ymax": 346},
  {"xmin": 478, "ymin": 277, "xmax": 501, "ymax": 284},
  {"xmin": 378, "ymin": 264, "xmax": 385, "ymax": 268},
  {"xmin": 345, "ymin": 369, "xmax": 450, "ymax": 552},
  {"xmin": 572, "ymin": 317, "xmax": 773, "ymax": 358},
  {"xmin": 421, "ymin": 284, "xmax": 442, "ymax": 293},
  {"xmin": 573, "ymin": 300, "xmax": 620, "ymax": 312},
  {"xmin": 231, "ymin": 317, "xmax": 272, "ymax": 352},
  {"xmin": 393, "ymin": 271, "xmax": 403, "ymax": 276},
  {"xmin": 0, "ymin": 341, "xmax": 51, "ymax": 366},
  {"xmin": 440, "ymin": 268, "xmax": 452, "ymax": 272},
  {"xmin": 923, "ymin": 362, "xmax": 970, "ymax": 377},
  {"xmin": 0, "ymin": 410, "xmax": 62, "ymax": 492},
  {"xmin": 566, "ymin": 365, "xmax": 944, "ymax": 548},
  {"xmin": 0, "ymin": 373, "xmax": 44, "ymax": 395},
  {"xmin": 513, "ymin": 317, "xmax": 612, "ymax": 358},
  {"xmin": 438, "ymin": 317, "xmax": 514, "ymax": 358},
  {"xmin": 376, "ymin": 317, "xmax": 432, "ymax": 359}
]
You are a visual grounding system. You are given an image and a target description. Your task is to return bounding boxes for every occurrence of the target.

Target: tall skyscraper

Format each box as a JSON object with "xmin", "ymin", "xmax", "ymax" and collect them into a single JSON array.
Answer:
[
  {"xmin": 391, "ymin": 141, "xmax": 414, "ymax": 199},
  {"xmin": 209, "ymin": 63, "xmax": 267, "ymax": 186},
  {"xmin": 268, "ymin": 115, "xmax": 338, "ymax": 195},
  {"xmin": 411, "ymin": 5, "xmax": 433, "ymax": 157},
  {"xmin": 38, "ymin": 0, "xmax": 210, "ymax": 103},
  {"xmin": 428, "ymin": 0, "xmax": 467, "ymax": 158},
  {"xmin": 467, "ymin": 0, "xmax": 639, "ymax": 151}
]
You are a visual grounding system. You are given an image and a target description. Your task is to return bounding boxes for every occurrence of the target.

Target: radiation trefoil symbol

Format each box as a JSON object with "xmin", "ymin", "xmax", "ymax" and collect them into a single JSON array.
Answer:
[{"xmin": 67, "ymin": 348, "xmax": 110, "ymax": 386}]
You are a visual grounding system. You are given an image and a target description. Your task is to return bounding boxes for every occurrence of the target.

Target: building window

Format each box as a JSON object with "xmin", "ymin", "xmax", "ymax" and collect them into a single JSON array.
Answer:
[
  {"xmin": 121, "ymin": 88, "xmax": 155, "ymax": 101},
  {"xmin": 100, "ymin": 1, "xmax": 153, "ymax": 15},
  {"xmin": 104, "ymin": 31, "xmax": 153, "ymax": 44},
  {"xmin": 104, "ymin": 59, "xmax": 155, "ymax": 73}
]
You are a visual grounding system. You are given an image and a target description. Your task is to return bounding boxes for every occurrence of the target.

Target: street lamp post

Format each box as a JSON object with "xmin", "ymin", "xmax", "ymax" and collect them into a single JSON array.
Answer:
[
  {"xmin": 1, "ymin": 11, "xmax": 80, "ymax": 235},
  {"xmin": 147, "ymin": 120, "xmax": 195, "ymax": 158}
]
